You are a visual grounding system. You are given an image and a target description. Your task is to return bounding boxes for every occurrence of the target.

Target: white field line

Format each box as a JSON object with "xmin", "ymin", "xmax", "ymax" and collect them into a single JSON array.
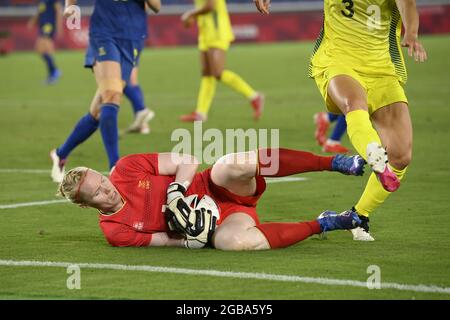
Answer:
[
  {"xmin": 0, "ymin": 173, "xmax": 306, "ymax": 209},
  {"xmin": 0, "ymin": 199, "xmax": 68, "ymax": 209},
  {"xmin": 0, "ymin": 259, "xmax": 449, "ymax": 295}
]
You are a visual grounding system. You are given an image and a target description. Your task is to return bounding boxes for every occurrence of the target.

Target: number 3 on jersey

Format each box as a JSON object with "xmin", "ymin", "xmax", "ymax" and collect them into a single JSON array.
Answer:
[{"xmin": 341, "ymin": 0, "xmax": 354, "ymax": 18}]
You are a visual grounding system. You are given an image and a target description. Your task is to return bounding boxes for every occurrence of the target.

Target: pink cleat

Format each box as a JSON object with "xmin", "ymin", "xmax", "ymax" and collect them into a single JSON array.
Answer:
[
  {"xmin": 180, "ymin": 111, "xmax": 207, "ymax": 122},
  {"xmin": 323, "ymin": 141, "xmax": 349, "ymax": 154},
  {"xmin": 251, "ymin": 93, "xmax": 265, "ymax": 121},
  {"xmin": 314, "ymin": 112, "xmax": 329, "ymax": 146},
  {"xmin": 366, "ymin": 142, "xmax": 400, "ymax": 192}
]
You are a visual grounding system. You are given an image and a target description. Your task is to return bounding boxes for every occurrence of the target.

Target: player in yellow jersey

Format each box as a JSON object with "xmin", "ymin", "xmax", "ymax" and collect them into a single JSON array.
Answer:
[
  {"xmin": 255, "ymin": 0, "xmax": 427, "ymax": 241},
  {"xmin": 180, "ymin": 0, "xmax": 265, "ymax": 122}
]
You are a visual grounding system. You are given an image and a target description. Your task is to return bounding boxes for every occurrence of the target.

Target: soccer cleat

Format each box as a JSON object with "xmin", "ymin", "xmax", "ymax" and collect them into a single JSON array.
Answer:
[
  {"xmin": 331, "ymin": 154, "xmax": 366, "ymax": 176},
  {"xmin": 366, "ymin": 142, "xmax": 400, "ymax": 192},
  {"xmin": 251, "ymin": 93, "xmax": 265, "ymax": 121},
  {"xmin": 349, "ymin": 212, "xmax": 375, "ymax": 241},
  {"xmin": 351, "ymin": 227, "xmax": 375, "ymax": 241},
  {"xmin": 323, "ymin": 141, "xmax": 349, "ymax": 154},
  {"xmin": 139, "ymin": 122, "xmax": 150, "ymax": 134},
  {"xmin": 123, "ymin": 108, "xmax": 155, "ymax": 135},
  {"xmin": 313, "ymin": 112, "xmax": 329, "ymax": 146},
  {"xmin": 46, "ymin": 69, "xmax": 61, "ymax": 85},
  {"xmin": 180, "ymin": 111, "xmax": 207, "ymax": 122},
  {"xmin": 317, "ymin": 210, "xmax": 361, "ymax": 232},
  {"xmin": 50, "ymin": 149, "xmax": 66, "ymax": 183}
]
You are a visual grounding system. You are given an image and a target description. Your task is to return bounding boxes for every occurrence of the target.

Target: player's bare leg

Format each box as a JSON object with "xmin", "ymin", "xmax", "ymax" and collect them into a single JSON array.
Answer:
[
  {"xmin": 328, "ymin": 75, "xmax": 400, "ymax": 192},
  {"xmin": 36, "ymin": 36, "xmax": 60, "ymax": 84},
  {"xmin": 213, "ymin": 213, "xmax": 270, "ymax": 250},
  {"xmin": 351, "ymin": 102, "xmax": 412, "ymax": 240},
  {"xmin": 210, "ymin": 150, "xmax": 363, "ymax": 250}
]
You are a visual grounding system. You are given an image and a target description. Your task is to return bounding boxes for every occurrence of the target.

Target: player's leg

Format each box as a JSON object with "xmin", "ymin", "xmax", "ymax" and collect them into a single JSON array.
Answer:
[
  {"xmin": 211, "ymin": 148, "xmax": 364, "ymax": 196},
  {"xmin": 93, "ymin": 60, "xmax": 123, "ymax": 169},
  {"xmin": 180, "ymin": 51, "xmax": 216, "ymax": 122},
  {"xmin": 123, "ymin": 67, "xmax": 154, "ymax": 134},
  {"xmin": 212, "ymin": 213, "xmax": 270, "ymax": 250},
  {"xmin": 213, "ymin": 211, "xmax": 360, "ymax": 251},
  {"xmin": 352, "ymin": 102, "xmax": 412, "ymax": 232},
  {"xmin": 323, "ymin": 115, "xmax": 349, "ymax": 154},
  {"xmin": 36, "ymin": 36, "xmax": 60, "ymax": 84},
  {"xmin": 213, "ymin": 212, "xmax": 328, "ymax": 251},
  {"xmin": 313, "ymin": 111, "xmax": 333, "ymax": 146},
  {"xmin": 327, "ymin": 75, "xmax": 399, "ymax": 191},
  {"xmin": 211, "ymin": 48, "xmax": 264, "ymax": 120},
  {"xmin": 50, "ymin": 90, "xmax": 102, "ymax": 182}
]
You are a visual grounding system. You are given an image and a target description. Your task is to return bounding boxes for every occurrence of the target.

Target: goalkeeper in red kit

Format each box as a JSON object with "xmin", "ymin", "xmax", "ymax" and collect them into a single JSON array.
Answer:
[{"xmin": 57, "ymin": 148, "xmax": 365, "ymax": 250}]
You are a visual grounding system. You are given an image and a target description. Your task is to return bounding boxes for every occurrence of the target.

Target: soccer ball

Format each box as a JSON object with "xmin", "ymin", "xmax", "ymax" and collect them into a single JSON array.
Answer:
[{"xmin": 183, "ymin": 194, "xmax": 221, "ymax": 222}]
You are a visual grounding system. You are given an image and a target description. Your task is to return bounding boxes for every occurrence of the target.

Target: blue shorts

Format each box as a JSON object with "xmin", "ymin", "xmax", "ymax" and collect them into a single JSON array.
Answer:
[
  {"xmin": 39, "ymin": 22, "xmax": 55, "ymax": 39},
  {"xmin": 84, "ymin": 37, "xmax": 144, "ymax": 84}
]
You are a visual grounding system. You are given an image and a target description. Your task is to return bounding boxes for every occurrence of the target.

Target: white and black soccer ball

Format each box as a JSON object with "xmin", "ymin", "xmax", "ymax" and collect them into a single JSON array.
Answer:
[{"xmin": 183, "ymin": 194, "xmax": 221, "ymax": 222}]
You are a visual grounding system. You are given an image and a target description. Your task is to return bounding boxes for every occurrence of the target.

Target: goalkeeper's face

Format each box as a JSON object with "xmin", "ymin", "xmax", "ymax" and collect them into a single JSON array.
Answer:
[{"xmin": 77, "ymin": 170, "xmax": 123, "ymax": 213}]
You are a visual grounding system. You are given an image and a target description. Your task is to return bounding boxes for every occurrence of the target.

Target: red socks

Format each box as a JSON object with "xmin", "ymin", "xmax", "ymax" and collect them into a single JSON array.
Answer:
[
  {"xmin": 255, "ymin": 221, "xmax": 321, "ymax": 249},
  {"xmin": 258, "ymin": 148, "xmax": 334, "ymax": 177}
]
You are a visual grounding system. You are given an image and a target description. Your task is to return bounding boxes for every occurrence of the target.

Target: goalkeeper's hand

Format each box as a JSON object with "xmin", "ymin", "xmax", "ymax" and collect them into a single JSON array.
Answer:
[
  {"xmin": 165, "ymin": 182, "xmax": 194, "ymax": 233},
  {"xmin": 184, "ymin": 208, "xmax": 217, "ymax": 249}
]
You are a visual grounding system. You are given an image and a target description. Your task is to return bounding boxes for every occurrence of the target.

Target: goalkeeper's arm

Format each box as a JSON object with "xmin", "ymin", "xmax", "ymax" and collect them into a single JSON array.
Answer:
[{"xmin": 158, "ymin": 153, "xmax": 199, "ymax": 232}]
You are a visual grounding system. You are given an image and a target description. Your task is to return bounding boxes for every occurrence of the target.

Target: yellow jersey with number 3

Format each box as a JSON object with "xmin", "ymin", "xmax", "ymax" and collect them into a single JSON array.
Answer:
[
  {"xmin": 310, "ymin": 0, "xmax": 407, "ymax": 83},
  {"xmin": 195, "ymin": 0, "xmax": 235, "ymax": 47}
]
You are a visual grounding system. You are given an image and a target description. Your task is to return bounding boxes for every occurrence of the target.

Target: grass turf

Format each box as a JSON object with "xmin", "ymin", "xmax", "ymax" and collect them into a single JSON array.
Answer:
[{"xmin": 0, "ymin": 35, "xmax": 449, "ymax": 300}]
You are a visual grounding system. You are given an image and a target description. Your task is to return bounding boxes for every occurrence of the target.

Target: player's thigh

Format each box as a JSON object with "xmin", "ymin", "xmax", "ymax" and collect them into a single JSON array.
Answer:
[
  {"xmin": 213, "ymin": 213, "xmax": 269, "ymax": 250},
  {"xmin": 206, "ymin": 48, "xmax": 226, "ymax": 78},
  {"xmin": 93, "ymin": 61, "xmax": 123, "ymax": 103},
  {"xmin": 211, "ymin": 151, "xmax": 258, "ymax": 196},
  {"xmin": 327, "ymin": 75, "xmax": 369, "ymax": 114},
  {"xmin": 36, "ymin": 37, "xmax": 53, "ymax": 53},
  {"xmin": 371, "ymin": 102, "xmax": 413, "ymax": 168}
]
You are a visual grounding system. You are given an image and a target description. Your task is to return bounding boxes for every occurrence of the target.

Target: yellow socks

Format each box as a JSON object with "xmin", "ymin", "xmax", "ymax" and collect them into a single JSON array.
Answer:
[
  {"xmin": 355, "ymin": 166, "xmax": 407, "ymax": 217},
  {"xmin": 195, "ymin": 76, "xmax": 216, "ymax": 116},
  {"xmin": 346, "ymin": 110, "xmax": 382, "ymax": 161},
  {"xmin": 220, "ymin": 70, "xmax": 256, "ymax": 99}
]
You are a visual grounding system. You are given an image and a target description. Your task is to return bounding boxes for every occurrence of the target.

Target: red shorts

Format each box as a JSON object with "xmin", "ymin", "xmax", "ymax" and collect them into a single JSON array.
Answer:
[{"xmin": 187, "ymin": 168, "xmax": 267, "ymax": 225}]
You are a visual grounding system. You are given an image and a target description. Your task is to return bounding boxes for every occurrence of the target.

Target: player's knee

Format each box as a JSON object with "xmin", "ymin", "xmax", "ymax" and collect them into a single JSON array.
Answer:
[
  {"xmin": 101, "ymin": 90, "xmax": 122, "ymax": 105},
  {"xmin": 342, "ymin": 97, "xmax": 368, "ymax": 113},
  {"xmin": 216, "ymin": 157, "xmax": 248, "ymax": 180},
  {"xmin": 213, "ymin": 231, "xmax": 247, "ymax": 251}
]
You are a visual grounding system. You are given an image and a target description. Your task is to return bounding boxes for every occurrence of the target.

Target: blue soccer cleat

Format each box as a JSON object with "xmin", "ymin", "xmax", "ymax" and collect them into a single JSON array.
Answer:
[
  {"xmin": 331, "ymin": 154, "xmax": 365, "ymax": 176},
  {"xmin": 317, "ymin": 210, "xmax": 362, "ymax": 232},
  {"xmin": 46, "ymin": 69, "xmax": 61, "ymax": 85}
]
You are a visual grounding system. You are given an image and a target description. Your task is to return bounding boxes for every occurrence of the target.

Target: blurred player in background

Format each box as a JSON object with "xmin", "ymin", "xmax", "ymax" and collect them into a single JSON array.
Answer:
[
  {"xmin": 27, "ymin": 0, "xmax": 63, "ymax": 84},
  {"xmin": 255, "ymin": 0, "xmax": 427, "ymax": 241},
  {"xmin": 314, "ymin": 112, "xmax": 349, "ymax": 154},
  {"xmin": 180, "ymin": 0, "xmax": 265, "ymax": 122},
  {"xmin": 50, "ymin": 0, "xmax": 161, "ymax": 183},
  {"xmin": 57, "ymin": 148, "xmax": 364, "ymax": 249},
  {"xmin": 122, "ymin": 66, "xmax": 155, "ymax": 135}
]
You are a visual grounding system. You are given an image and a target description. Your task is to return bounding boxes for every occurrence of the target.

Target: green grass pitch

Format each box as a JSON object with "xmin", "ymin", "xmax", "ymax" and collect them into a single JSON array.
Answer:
[{"xmin": 0, "ymin": 35, "xmax": 449, "ymax": 300}]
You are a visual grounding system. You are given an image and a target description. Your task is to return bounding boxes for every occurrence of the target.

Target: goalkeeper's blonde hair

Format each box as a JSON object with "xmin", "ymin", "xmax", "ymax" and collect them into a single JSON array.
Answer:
[{"xmin": 57, "ymin": 166, "xmax": 90, "ymax": 203}]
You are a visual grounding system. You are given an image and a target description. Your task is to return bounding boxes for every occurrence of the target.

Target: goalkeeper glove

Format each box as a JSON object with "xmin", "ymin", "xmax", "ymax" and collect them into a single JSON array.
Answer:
[
  {"xmin": 165, "ymin": 182, "xmax": 194, "ymax": 233},
  {"xmin": 184, "ymin": 207, "xmax": 217, "ymax": 249}
]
